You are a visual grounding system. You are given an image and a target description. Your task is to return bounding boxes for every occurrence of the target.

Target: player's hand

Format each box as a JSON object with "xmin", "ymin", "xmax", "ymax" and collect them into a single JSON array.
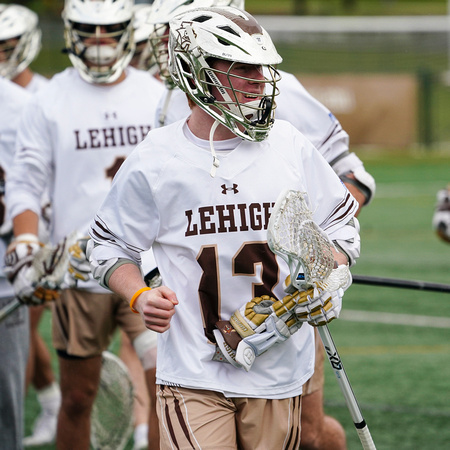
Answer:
[
  {"xmin": 135, "ymin": 286, "xmax": 178, "ymax": 333},
  {"xmin": 64, "ymin": 237, "xmax": 91, "ymax": 287},
  {"xmin": 214, "ymin": 289, "xmax": 315, "ymax": 371},
  {"xmin": 4, "ymin": 234, "xmax": 58, "ymax": 305},
  {"xmin": 295, "ymin": 287, "xmax": 343, "ymax": 327}
]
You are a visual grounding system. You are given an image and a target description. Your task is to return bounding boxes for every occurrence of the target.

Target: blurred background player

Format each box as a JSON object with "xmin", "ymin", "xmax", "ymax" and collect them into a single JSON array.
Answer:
[
  {"xmin": 432, "ymin": 184, "xmax": 450, "ymax": 243},
  {"xmin": 130, "ymin": 2, "xmax": 158, "ymax": 76},
  {"xmin": 5, "ymin": 1, "xmax": 163, "ymax": 449},
  {"xmin": 0, "ymin": 76, "xmax": 31, "ymax": 450},
  {"xmin": 0, "ymin": 4, "xmax": 48, "ymax": 92},
  {"xmin": 146, "ymin": 0, "xmax": 375, "ymax": 448},
  {"xmin": 0, "ymin": 4, "xmax": 60, "ymax": 447}
]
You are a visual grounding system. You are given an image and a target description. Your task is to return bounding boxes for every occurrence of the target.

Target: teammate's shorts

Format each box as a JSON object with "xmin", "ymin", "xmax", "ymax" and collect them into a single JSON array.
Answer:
[
  {"xmin": 52, "ymin": 288, "xmax": 148, "ymax": 358},
  {"xmin": 302, "ymin": 327, "xmax": 324, "ymax": 396},
  {"xmin": 157, "ymin": 386, "xmax": 302, "ymax": 450}
]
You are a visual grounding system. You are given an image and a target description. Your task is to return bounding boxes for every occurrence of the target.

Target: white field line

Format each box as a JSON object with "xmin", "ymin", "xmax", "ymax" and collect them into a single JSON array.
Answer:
[
  {"xmin": 374, "ymin": 181, "xmax": 448, "ymax": 199},
  {"xmin": 341, "ymin": 309, "xmax": 450, "ymax": 328}
]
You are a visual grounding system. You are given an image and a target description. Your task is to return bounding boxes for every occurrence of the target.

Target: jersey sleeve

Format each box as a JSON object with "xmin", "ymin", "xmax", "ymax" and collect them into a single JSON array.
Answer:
[
  {"xmin": 6, "ymin": 93, "xmax": 53, "ymax": 221},
  {"xmin": 276, "ymin": 71, "xmax": 350, "ymax": 165},
  {"xmin": 89, "ymin": 145, "xmax": 159, "ymax": 265}
]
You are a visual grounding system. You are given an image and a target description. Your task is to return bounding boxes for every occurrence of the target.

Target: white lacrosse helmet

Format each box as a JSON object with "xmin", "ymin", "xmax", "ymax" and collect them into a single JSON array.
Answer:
[
  {"xmin": 62, "ymin": 0, "xmax": 135, "ymax": 84},
  {"xmin": 0, "ymin": 4, "xmax": 42, "ymax": 79},
  {"xmin": 168, "ymin": 6, "xmax": 282, "ymax": 142},
  {"xmin": 149, "ymin": 0, "xmax": 244, "ymax": 88},
  {"xmin": 130, "ymin": 3, "xmax": 157, "ymax": 72}
]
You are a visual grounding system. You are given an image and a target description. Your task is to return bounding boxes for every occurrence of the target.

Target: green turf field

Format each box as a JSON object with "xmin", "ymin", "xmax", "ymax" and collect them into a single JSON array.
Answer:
[{"xmin": 24, "ymin": 149, "xmax": 450, "ymax": 449}]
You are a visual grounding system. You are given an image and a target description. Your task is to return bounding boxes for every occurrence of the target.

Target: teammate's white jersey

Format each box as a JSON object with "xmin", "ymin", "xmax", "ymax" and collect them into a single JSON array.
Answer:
[
  {"xmin": 90, "ymin": 118, "xmax": 360, "ymax": 398},
  {"xmin": 155, "ymin": 69, "xmax": 351, "ymax": 167},
  {"xmin": 25, "ymin": 72, "xmax": 49, "ymax": 94},
  {"xmin": 0, "ymin": 77, "xmax": 31, "ymax": 291},
  {"xmin": 6, "ymin": 66, "xmax": 164, "ymax": 292}
]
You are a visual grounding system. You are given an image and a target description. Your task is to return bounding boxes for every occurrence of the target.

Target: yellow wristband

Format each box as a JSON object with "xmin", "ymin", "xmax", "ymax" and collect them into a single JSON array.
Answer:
[{"xmin": 130, "ymin": 287, "xmax": 152, "ymax": 314}]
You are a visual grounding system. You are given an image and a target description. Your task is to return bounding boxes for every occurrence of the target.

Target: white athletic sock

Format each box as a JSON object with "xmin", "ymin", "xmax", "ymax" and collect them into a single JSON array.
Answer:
[
  {"xmin": 37, "ymin": 382, "xmax": 61, "ymax": 415},
  {"xmin": 133, "ymin": 423, "xmax": 149, "ymax": 449}
]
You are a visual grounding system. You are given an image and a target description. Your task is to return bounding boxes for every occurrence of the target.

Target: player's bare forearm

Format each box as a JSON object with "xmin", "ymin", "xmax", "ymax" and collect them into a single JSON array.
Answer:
[
  {"xmin": 331, "ymin": 247, "xmax": 349, "ymax": 266},
  {"xmin": 12, "ymin": 209, "xmax": 39, "ymax": 236},
  {"xmin": 108, "ymin": 262, "xmax": 178, "ymax": 333}
]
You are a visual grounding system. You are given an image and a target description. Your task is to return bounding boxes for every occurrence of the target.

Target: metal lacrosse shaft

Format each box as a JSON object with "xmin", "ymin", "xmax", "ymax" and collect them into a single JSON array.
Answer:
[
  {"xmin": 317, "ymin": 324, "xmax": 376, "ymax": 450},
  {"xmin": 352, "ymin": 274, "xmax": 450, "ymax": 293},
  {"xmin": 0, "ymin": 298, "xmax": 21, "ymax": 323},
  {"xmin": 267, "ymin": 190, "xmax": 377, "ymax": 449}
]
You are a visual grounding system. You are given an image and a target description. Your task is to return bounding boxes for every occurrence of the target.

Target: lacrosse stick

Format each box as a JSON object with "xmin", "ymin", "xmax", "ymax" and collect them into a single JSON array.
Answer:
[
  {"xmin": 0, "ymin": 232, "xmax": 78, "ymax": 324},
  {"xmin": 267, "ymin": 189, "xmax": 376, "ymax": 450},
  {"xmin": 0, "ymin": 297, "xmax": 22, "ymax": 322},
  {"xmin": 352, "ymin": 274, "xmax": 450, "ymax": 293},
  {"xmin": 90, "ymin": 351, "xmax": 135, "ymax": 450}
]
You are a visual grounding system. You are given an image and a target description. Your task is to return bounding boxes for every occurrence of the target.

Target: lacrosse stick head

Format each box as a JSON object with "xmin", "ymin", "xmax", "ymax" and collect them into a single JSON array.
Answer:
[
  {"xmin": 90, "ymin": 351, "xmax": 135, "ymax": 450},
  {"xmin": 267, "ymin": 190, "xmax": 350, "ymax": 292}
]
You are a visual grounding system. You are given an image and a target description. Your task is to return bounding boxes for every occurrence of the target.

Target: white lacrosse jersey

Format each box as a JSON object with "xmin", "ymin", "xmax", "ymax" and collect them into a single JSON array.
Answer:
[
  {"xmin": 6, "ymin": 66, "xmax": 164, "ymax": 292},
  {"xmin": 25, "ymin": 72, "xmax": 49, "ymax": 94},
  {"xmin": 155, "ymin": 69, "xmax": 350, "ymax": 167},
  {"xmin": 0, "ymin": 78, "xmax": 31, "ymax": 292},
  {"xmin": 90, "ymin": 118, "xmax": 359, "ymax": 399},
  {"xmin": 274, "ymin": 71, "xmax": 349, "ymax": 165}
]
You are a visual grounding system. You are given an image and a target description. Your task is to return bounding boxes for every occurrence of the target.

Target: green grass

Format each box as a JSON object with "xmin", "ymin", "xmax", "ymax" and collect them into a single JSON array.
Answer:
[
  {"xmin": 24, "ymin": 150, "xmax": 450, "ymax": 449},
  {"xmin": 322, "ymin": 150, "xmax": 450, "ymax": 449}
]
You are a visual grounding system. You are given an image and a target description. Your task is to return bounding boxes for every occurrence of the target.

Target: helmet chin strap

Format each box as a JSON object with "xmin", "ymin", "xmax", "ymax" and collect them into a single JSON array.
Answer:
[{"xmin": 209, "ymin": 119, "xmax": 220, "ymax": 178}]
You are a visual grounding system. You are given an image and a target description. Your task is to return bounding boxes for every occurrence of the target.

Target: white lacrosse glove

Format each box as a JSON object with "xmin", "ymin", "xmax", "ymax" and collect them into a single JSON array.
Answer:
[
  {"xmin": 4, "ymin": 234, "xmax": 59, "ymax": 305},
  {"xmin": 64, "ymin": 237, "xmax": 91, "ymax": 288},
  {"xmin": 214, "ymin": 289, "xmax": 314, "ymax": 372},
  {"xmin": 295, "ymin": 287, "xmax": 344, "ymax": 327}
]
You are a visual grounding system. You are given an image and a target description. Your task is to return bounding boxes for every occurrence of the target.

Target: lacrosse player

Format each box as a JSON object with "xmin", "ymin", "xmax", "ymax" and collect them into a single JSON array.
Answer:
[
  {"xmin": 88, "ymin": 7, "xmax": 361, "ymax": 449},
  {"xmin": 130, "ymin": 2, "xmax": 158, "ymax": 75},
  {"xmin": 0, "ymin": 4, "xmax": 48, "ymax": 92},
  {"xmin": 5, "ymin": 1, "xmax": 164, "ymax": 449},
  {"xmin": 146, "ymin": 0, "xmax": 376, "ymax": 447},
  {"xmin": 0, "ymin": 5, "xmax": 62, "ymax": 446},
  {"xmin": 0, "ymin": 76, "xmax": 31, "ymax": 450}
]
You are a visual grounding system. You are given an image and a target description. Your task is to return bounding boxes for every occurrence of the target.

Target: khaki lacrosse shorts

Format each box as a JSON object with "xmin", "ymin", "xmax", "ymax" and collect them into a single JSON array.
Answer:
[
  {"xmin": 157, "ymin": 386, "xmax": 302, "ymax": 450},
  {"xmin": 52, "ymin": 288, "xmax": 148, "ymax": 358},
  {"xmin": 302, "ymin": 327, "xmax": 325, "ymax": 395}
]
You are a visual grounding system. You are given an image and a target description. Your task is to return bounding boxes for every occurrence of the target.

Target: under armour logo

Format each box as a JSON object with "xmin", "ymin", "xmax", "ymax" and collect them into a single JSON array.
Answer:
[
  {"xmin": 221, "ymin": 184, "xmax": 239, "ymax": 194},
  {"xmin": 104, "ymin": 111, "xmax": 118, "ymax": 120}
]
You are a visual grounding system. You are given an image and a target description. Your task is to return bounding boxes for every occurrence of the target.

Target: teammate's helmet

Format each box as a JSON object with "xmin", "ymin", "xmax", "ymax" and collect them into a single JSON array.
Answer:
[
  {"xmin": 130, "ymin": 3, "xmax": 156, "ymax": 72},
  {"xmin": 168, "ymin": 7, "xmax": 282, "ymax": 142},
  {"xmin": 148, "ymin": 0, "xmax": 244, "ymax": 88},
  {"xmin": 0, "ymin": 4, "xmax": 42, "ymax": 79},
  {"xmin": 62, "ymin": 0, "xmax": 135, "ymax": 84}
]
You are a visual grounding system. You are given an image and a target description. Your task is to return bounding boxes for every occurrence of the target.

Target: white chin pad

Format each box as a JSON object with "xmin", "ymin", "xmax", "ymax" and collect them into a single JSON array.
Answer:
[
  {"xmin": 85, "ymin": 45, "xmax": 117, "ymax": 65},
  {"xmin": 133, "ymin": 330, "xmax": 158, "ymax": 370}
]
